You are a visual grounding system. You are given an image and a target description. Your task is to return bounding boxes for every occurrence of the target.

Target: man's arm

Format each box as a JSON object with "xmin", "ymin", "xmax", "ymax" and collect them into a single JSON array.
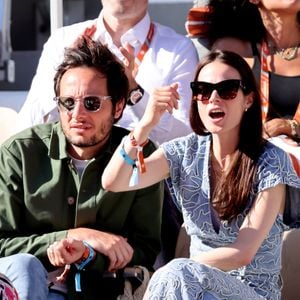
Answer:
[{"xmin": 50, "ymin": 180, "xmax": 163, "ymax": 274}]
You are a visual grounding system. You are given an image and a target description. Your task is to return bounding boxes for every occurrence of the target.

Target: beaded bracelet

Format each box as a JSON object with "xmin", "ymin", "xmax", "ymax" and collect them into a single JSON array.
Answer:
[{"xmin": 74, "ymin": 241, "xmax": 95, "ymax": 292}]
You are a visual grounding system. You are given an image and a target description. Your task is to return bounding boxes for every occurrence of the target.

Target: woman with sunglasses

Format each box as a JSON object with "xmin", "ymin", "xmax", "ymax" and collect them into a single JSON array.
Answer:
[{"xmin": 102, "ymin": 50, "xmax": 300, "ymax": 299}]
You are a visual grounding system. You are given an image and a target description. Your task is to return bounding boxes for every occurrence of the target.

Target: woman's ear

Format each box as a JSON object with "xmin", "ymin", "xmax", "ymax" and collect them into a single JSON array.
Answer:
[
  {"xmin": 114, "ymin": 98, "xmax": 126, "ymax": 119},
  {"xmin": 245, "ymin": 92, "xmax": 254, "ymax": 111}
]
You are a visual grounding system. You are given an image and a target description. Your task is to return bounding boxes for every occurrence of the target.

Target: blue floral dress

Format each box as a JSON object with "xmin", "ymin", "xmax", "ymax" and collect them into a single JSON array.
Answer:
[{"xmin": 147, "ymin": 134, "xmax": 300, "ymax": 300}]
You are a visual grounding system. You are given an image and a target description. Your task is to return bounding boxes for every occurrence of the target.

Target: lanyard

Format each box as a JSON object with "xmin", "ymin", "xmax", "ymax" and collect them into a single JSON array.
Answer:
[
  {"xmin": 260, "ymin": 40, "xmax": 300, "ymax": 123},
  {"xmin": 83, "ymin": 22, "xmax": 155, "ymax": 74},
  {"xmin": 134, "ymin": 22, "xmax": 155, "ymax": 69}
]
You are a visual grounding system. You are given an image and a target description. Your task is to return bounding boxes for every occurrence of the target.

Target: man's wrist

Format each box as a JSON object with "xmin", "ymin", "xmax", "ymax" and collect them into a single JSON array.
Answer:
[
  {"xmin": 74, "ymin": 241, "xmax": 96, "ymax": 292},
  {"xmin": 75, "ymin": 241, "xmax": 96, "ymax": 266}
]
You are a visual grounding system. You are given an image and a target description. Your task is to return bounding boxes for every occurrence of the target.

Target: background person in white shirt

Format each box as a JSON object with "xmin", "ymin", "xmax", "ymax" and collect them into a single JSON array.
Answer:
[{"xmin": 16, "ymin": 0, "xmax": 198, "ymax": 145}]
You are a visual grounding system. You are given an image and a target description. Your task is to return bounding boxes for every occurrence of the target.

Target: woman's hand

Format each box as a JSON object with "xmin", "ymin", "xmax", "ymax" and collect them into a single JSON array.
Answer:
[
  {"xmin": 263, "ymin": 118, "xmax": 289, "ymax": 138},
  {"xmin": 264, "ymin": 118, "xmax": 299, "ymax": 146},
  {"xmin": 140, "ymin": 83, "xmax": 180, "ymax": 129}
]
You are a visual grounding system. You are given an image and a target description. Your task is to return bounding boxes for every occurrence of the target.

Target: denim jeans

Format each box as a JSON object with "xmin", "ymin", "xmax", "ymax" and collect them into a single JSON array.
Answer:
[{"xmin": 0, "ymin": 253, "xmax": 67, "ymax": 300}]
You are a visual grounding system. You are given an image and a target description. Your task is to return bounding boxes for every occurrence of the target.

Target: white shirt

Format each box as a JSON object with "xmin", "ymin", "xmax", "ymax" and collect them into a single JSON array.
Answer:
[{"xmin": 16, "ymin": 12, "xmax": 198, "ymax": 144}]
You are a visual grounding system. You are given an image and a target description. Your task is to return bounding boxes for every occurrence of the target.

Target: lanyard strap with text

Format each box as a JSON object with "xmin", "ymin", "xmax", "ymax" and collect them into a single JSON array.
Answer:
[
  {"xmin": 83, "ymin": 22, "xmax": 155, "ymax": 74},
  {"xmin": 260, "ymin": 40, "xmax": 300, "ymax": 123}
]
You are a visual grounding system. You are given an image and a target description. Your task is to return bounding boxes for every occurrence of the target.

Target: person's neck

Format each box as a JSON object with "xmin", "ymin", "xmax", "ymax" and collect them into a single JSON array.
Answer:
[
  {"xmin": 261, "ymin": 10, "xmax": 300, "ymax": 49},
  {"xmin": 103, "ymin": 13, "xmax": 145, "ymax": 47},
  {"xmin": 211, "ymin": 133, "xmax": 238, "ymax": 170},
  {"xmin": 68, "ymin": 146, "xmax": 97, "ymax": 161},
  {"xmin": 68, "ymin": 137, "xmax": 109, "ymax": 160}
]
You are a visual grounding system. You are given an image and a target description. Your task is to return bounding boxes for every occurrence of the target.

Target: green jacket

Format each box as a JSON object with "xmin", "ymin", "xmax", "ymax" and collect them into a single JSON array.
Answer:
[{"xmin": 0, "ymin": 123, "xmax": 163, "ymax": 296}]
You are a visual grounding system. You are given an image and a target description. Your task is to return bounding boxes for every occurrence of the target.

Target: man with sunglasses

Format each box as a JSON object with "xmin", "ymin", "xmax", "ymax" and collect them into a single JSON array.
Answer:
[
  {"xmin": 15, "ymin": 1, "xmax": 198, "ymax": 266},
  {"xmin": 16, "ymin": 0, "xmax": 198, "ymax": 145},
  {"xmin": 0, "ymin": 36, "xmax": 163, "ymax": 300}
]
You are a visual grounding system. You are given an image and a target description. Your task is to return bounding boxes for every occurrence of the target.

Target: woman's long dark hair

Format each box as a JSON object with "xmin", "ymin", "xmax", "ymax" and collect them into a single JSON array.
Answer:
[{"xmin": 190, "ymin": 50, "xmax": 264, "ymax": 221}]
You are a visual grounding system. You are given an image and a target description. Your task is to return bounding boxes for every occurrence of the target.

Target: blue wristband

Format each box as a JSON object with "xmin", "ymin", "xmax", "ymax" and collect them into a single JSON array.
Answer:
[
  {"xmin": 119, "ymin": 136, "xmax": 141, "ymax": 186},
  {"xmin": 119, "ymin": 146, "xmax": 136, "ymax": 167},
  {"xmin": 75, "ymin": 241, "xmax": 95, "ymax": 292}
]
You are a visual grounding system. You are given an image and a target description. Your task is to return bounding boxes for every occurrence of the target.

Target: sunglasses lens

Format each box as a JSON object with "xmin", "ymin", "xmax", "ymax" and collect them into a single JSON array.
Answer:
[
  {"xmin": 84, "ymin": 97, "xmax": 101, "ymax": 111},
  {"xmin": 217, "ymin": 80, "xmax": 240, "ymax": 99},
  {"xmin": 60, "ymin": 97, "xmax": 75, "ymax": 111},
  {"xmin": 57, "ymin": 96, "xmax": 102, "ymax": 112},
  {"xmin": 191, "ymin": 83, "xmax": 212, "ymax": 101}
]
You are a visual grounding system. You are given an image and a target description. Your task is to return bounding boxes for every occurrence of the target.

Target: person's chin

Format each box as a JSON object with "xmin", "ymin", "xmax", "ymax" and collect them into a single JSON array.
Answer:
[{"xmin": 68, "ymin": 135, "xmax": 91, "ymax": 147}]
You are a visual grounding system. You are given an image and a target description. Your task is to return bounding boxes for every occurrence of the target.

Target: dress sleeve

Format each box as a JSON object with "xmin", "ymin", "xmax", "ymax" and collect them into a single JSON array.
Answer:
[{"xmin": 256, "ymin": 143, "xmax": 300, "ymax": 193}]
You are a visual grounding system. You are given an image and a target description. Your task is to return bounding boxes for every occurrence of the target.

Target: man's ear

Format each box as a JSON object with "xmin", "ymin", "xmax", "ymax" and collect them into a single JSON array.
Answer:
[{"xmin": 114, "ymin": 98, "xmax": 126, "ymax": 119}]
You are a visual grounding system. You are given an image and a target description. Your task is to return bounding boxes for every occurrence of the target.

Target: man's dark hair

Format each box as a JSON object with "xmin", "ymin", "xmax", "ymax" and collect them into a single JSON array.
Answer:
[{"xmin": 54, "ymin": 36, "xmax": 129, "ymax": 122}]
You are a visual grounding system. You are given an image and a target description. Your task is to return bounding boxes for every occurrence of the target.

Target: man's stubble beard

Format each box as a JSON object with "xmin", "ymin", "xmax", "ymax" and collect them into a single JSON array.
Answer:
[{"xmin": 63, "ymin": 115, "xmax": 115, "ymax": 148}]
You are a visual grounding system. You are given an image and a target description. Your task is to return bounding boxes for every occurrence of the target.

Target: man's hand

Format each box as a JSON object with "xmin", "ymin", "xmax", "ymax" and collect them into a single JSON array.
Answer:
[
  {"xmin": 119, "ymin": 43, "xmax": 138, "ymax": 90},
  {"xmin": 67, "ymin": 228, "xmax": 134, "ymax": 271},
  {"xmin": 47, "ymin": 238, "xmax": 85, "ymax": 266}
]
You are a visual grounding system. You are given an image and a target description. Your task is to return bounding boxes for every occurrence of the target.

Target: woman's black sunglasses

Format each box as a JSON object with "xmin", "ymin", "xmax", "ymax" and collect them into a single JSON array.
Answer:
[
  {"xmin": 54, "ymin": 95, "xmax": 112, "ymax": 112},
  {"xmin": 190, "ymin": 79, "xmax": 247, "ymax": 101}
]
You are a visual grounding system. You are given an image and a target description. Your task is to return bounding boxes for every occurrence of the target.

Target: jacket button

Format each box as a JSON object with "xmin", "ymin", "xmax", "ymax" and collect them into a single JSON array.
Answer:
[{"xmin": 67, "ymin": 197, "xmax": 75, "ymax": 205}]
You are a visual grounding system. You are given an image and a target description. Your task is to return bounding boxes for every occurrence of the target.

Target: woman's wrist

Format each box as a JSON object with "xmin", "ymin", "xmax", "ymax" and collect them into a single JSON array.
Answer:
[
  {"xmin": 289, "ymin": 119, "xmax": 299, "ymax": 138},
  {"xmin": 119, "ymin": 132, "xmax": 149, "ymax": 186},
  {"xmin": 130, "ymin": 122, "xmax": 152, "ymax": 145}
]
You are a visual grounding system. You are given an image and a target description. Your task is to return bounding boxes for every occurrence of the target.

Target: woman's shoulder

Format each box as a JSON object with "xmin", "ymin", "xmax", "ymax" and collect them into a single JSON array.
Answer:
[
  {"xmin": 162, "ymin": 133, "xmax": 209, "ymax": 155},
  {"xmin": 258, "ymin": 141, "xmax": 289, "ymax": 164},
  {"xmin": 258, "ymin": 141, "xmax": 298, "ymax": 175},
  {"xmin": 261, "ymin": 140, "xmax": 289, "ymax": 156},
  {"xmin": 256, "ymin": 141, "xmax": 300, "ymax": 190},
  {"xmin": 168, "ymin": 133, "xmax": 208, "ymax": 147}
]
